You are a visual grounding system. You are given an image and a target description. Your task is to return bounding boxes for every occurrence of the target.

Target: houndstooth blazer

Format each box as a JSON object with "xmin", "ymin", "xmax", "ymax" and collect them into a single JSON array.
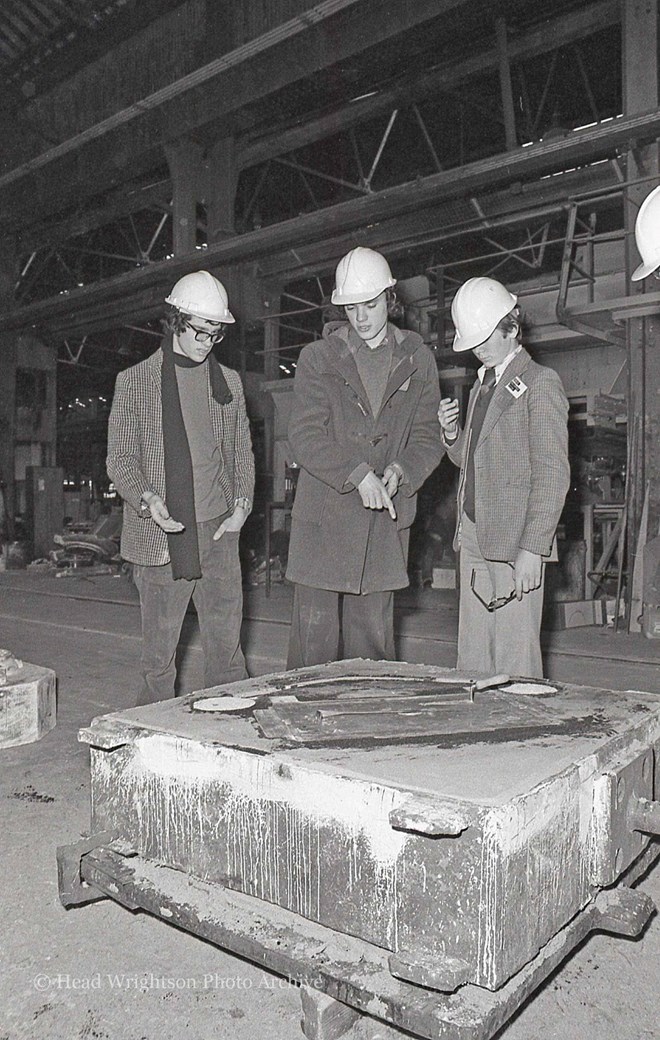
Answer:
[
  {"xmin": 107, "ymin": 347, "xmax": 255, "ymax": 567},
  {"xmin": 443, "ymin": 347, "xmax": 570, "ymax": 561}
]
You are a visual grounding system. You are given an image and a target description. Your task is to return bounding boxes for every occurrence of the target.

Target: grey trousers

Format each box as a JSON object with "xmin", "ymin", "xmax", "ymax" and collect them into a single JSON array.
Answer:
[
  {"xmin": 457, "ymin": 514, "xmax": 545, "ymax": 678},
  {"xmin": 287, "ymin": 583, "xmax": 395, "ymax": 669},
  {"xmin": 133, "ymin": 520, "xmax": 247, "ymax": 705}
]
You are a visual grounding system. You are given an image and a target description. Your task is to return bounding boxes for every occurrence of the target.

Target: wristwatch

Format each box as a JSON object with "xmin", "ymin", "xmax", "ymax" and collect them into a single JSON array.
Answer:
[{"xmin": 234, "ymin": 497, "xmax": 251, "ymax": 512}]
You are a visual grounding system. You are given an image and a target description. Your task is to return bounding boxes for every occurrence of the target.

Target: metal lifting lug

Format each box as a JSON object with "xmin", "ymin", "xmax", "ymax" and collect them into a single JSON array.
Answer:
[
  {"xmin": 590, "ymin": 749, "xmax": 656, "ymax": 887},
  {"xmin": 629, "ymin": 795, "xmax": 660, "ymax": 836},
  {"xmin": 56, "ymin": 831, "xmax": 115, "ymax": 907}
]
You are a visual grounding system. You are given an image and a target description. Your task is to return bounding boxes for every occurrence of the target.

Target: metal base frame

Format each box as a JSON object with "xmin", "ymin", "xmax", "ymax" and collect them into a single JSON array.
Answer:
[{"xmin": 56, "ymin": 838, "xmax": 658, "ymax": 1040}]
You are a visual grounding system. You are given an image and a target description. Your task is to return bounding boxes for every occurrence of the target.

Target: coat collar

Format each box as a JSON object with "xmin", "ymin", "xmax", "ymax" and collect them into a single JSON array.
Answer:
[
  {"xmin": 322, "ymin": 322, "xmax": 422, "ymax": 403},
  {"xmin": 147, "ymin": 342, "xmax": 221, "ymax": 410},
  {"xmin": 147, "ymin": 346, "xmax": 164, "ymax": 388}
]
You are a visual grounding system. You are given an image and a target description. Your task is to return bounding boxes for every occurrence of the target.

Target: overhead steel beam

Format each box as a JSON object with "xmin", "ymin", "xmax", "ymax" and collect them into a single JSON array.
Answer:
[
  {"xmin": 0, "ymin": 0, "xmax": 464, "ymax": 227},
  {"xmin": 255, "ymin": 164, "xmax": 620, "ymax": 282},
  {"xmin": 5, "ymin": 111, "xmax": 659, "ymax": 338},
  {"xmin": 17, "ymin": 178, "xmax": 172, "ymax": 255},
  {"xmin": 14, "ymin": 0, "xmax": 620, "ymax": 254},
  {"xmin": 0, "ymin": 0, "xmax": 367, "ymax": 190},
  {"xmin": 43, "ymin": 285, "xmax": 168, "ymax": 339},
  {"xmin": 15, "ymin": 0, "xmax": 185, "ymax": 98},
  {"xmin": 237, "ymin": 0, "xmax": 620, "ymax": 168}
]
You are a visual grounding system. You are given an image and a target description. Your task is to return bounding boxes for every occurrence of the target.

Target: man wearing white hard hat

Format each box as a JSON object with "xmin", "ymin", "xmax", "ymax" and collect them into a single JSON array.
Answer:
[
  {"xmin": 438, "ymin": 276, "xmax": 570, "ymax": 678},
  {"xmin": 631, "ymin": 184, "xmax": 660, "ymax": 281},
  {"xmin": 107, "ymin": 270, "xmax": 254, "ymax": 703},
  {"xmin": 285, "ymin": 246, "xmax": 444, "ymax": 667}
]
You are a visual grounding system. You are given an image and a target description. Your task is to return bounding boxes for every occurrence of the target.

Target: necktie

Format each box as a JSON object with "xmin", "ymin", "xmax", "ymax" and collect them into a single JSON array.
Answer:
[
  {"xmin": 480, "ymin": 367, "xmax": 497, "ymax": 395},
  {"xmin": 463, "ymin": 368, "xmax": 497, "ymax": 522}
]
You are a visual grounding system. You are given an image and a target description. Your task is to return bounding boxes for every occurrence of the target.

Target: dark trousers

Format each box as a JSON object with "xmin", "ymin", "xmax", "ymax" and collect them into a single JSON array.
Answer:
[
  {"xmin": 287, "ymin": 583, "xmax": 395, "ymax": 669},
  {"xmin": 133, "ymin": 520, "xmax": 247, "ymax": 705}
]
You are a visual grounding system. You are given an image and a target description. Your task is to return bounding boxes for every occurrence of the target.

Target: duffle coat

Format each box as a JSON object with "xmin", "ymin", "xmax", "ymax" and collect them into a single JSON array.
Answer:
[{"xmin": 285, "ymin": 322, "xmax": 444, "ymax": 594}]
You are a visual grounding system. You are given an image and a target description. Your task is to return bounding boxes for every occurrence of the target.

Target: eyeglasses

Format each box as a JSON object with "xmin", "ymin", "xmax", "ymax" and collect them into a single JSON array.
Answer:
[
  {"xmin": 470, "ymin": 569, "xmax": 517, "ymax": 612},
  {"xmin": 184, "ymin": 320, "xmax": 226, "ymax": 344}
]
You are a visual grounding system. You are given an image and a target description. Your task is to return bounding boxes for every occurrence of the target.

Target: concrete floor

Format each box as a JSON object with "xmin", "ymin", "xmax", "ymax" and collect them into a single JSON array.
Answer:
[{"xmin": 1, "ymin": 569, "xmax": 659, "ymax": 1040}]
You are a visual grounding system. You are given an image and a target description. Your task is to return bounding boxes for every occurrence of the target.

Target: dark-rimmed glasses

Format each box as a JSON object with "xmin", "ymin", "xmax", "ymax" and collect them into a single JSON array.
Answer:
[
  {"xmin": 184, "ymin": 320, "xmax": 226, "ymax": 344},
  {"xmin": 470, "ymin": 569, "xmax": 517, "ymax": 612}
]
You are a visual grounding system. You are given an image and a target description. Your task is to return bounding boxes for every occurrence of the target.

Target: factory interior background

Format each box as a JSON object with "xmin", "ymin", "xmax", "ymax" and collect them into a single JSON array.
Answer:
[{"xmin": 1, "ymin": 2, "xmax": 660, "ymax": 1039}]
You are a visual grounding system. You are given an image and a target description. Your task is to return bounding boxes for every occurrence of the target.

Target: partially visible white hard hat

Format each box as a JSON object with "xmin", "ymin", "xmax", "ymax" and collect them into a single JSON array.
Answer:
[
  {"xmin": 451, "ymin": 277, "xmax": 518, "ymax": 352},
  {"xmin": 165, "ymin": 270, "xmax": 235, "ymax": 323},
  {"xmin": 632, "ymin": 185, "xmax": 660, "ymax": 281},
  {"xmin": 331, "ymin": 247, "xmax": 396, "ymax": 306}
]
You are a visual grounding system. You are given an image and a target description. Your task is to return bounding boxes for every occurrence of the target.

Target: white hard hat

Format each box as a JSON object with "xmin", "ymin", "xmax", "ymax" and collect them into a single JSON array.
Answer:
[
  {"xmin": 331, "ymin": 247, "xmax": 396, "ymax": 305},
  {"xmin": 632, "ymin": 185, "xmax": 660, "ymax": 281},
  {"xmin": 451, "ymin": 277, "xmax": 518, "ymax": 352},
  {"xmin": 165, "ymin": 270, "xmax": 235, "ymax": 323}
]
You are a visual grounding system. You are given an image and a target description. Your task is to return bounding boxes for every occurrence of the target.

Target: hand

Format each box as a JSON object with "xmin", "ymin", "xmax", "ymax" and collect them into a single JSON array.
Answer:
[
  {"xmin": 213, "ymin": 506, "xmax": 248, "ymax": 540},
  {"xmin": 512, "ymin": 548, "xmax": 542, "ymax": 599},
  {"xmin": 357, "ymin": 472, "xmax": 396, "ymax": 520},
  {"xmin": 143, "ymin": 492, "xmax": 185, "ymax": 533},
  {"xmin": 382, "ymin": 463, "xmax": 403, "ymax": 497},
  {"xmin": 438, "ymin": 397, "xmax": 460, "ymax": 434}
]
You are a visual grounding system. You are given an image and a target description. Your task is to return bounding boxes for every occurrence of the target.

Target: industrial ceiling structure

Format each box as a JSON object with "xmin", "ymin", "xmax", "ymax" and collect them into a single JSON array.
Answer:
[
  {"xmin": 1, "ymin": 0, "xmax": 657, "ymax": 391},
  {"xmin": 0, "ymin": 0, "xmax": 658, "ymax": 537}
]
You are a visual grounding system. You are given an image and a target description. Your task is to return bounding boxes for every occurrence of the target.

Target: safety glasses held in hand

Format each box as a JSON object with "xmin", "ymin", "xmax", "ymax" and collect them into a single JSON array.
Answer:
[{"xmin": 470, "ymin": 568, "xmax": 517, "ymax": 612}]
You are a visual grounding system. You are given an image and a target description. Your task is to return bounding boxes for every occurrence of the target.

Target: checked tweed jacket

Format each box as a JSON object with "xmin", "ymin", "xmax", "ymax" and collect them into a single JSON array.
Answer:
[
  {"xmin": 107, "ymin": 347, "xmax": 254, "ymax": 567},
  {"xmin": 444, "ymin": 347, "xmax": 570, "ymax": 562}
]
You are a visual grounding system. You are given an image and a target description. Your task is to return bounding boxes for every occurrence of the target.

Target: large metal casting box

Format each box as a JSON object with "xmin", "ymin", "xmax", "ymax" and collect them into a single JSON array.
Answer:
[
  {"xmin": 79, "ymin": 661, "xmax": 660, "ymax": 996},
  {"xmin": 0, "ymin": 659, "xmax": 56, "ymax": 749}
]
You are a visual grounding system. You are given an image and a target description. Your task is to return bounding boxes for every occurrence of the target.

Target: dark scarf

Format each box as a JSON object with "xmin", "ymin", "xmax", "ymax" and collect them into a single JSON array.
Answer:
[{"xmin": 161, "ymin": 333, "xmax": 233, "ymax": 580}]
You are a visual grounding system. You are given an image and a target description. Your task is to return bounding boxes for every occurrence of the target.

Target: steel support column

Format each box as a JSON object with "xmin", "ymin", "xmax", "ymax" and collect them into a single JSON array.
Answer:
[
  {"xmin": 262, "ymin": 285, "xmax": 283, "ymax": 501},
  {"xmin": 0, "ymin": 241, "xmax": 18, "ymax": 540},
  {"xmin": 204, "ymin": 136, "xmax": 237, "ymax": 244},
  {"xmin": 623, "ymin": 0, "xmax": 660, "ymax": 597},
  {"xmin": 495, "ymin": 17, "xmax": 517, "ymax": 150},
  {"xmin": 165, "ymin": 139, "xmax": 203, "ymax": 256}
]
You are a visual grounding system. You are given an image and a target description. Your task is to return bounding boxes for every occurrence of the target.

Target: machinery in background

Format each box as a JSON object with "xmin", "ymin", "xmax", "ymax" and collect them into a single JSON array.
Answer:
[{"xmin": 48, "ymin": 511, "xmax": 123, "ymax": 576}]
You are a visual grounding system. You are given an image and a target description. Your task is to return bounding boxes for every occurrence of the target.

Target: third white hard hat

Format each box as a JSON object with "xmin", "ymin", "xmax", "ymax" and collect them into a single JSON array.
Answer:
[
  {"xmin": 165, "ymin": 270, "xmax": 235, "ymax": 323},
  {"xmin": 451, "ymin": 277, "xmax": 518, "ymax": 352},
  {"xmin": 632, "ymin": 185, "xmax": 660, "ymax": 281},
  {"xmin": 331, "ymin": 247, "xmax": 396, "ymax": 305}
]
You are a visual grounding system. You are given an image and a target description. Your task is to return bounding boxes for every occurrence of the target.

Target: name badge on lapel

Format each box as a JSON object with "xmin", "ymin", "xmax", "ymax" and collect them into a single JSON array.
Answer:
[{"xmin": 505, "ymin": 376, "xmax": 527, "ymax": 399}]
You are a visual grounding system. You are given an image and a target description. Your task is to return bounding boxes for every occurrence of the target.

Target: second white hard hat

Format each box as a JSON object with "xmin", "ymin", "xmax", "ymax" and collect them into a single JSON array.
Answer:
[
  {"xmin": 165, "ymin": 270, "xmax": 235, "ymax": 323},
  {"xmin": 451, "ymin": 276, "xmax": 518, "ymax": 352},
  {"xmin": 331, "ymin": 247, "xmax": 396, "ymax": 305},
  {"xmin": 632, "ymin": 185, "xmax": 660, "ymax": 281}
]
